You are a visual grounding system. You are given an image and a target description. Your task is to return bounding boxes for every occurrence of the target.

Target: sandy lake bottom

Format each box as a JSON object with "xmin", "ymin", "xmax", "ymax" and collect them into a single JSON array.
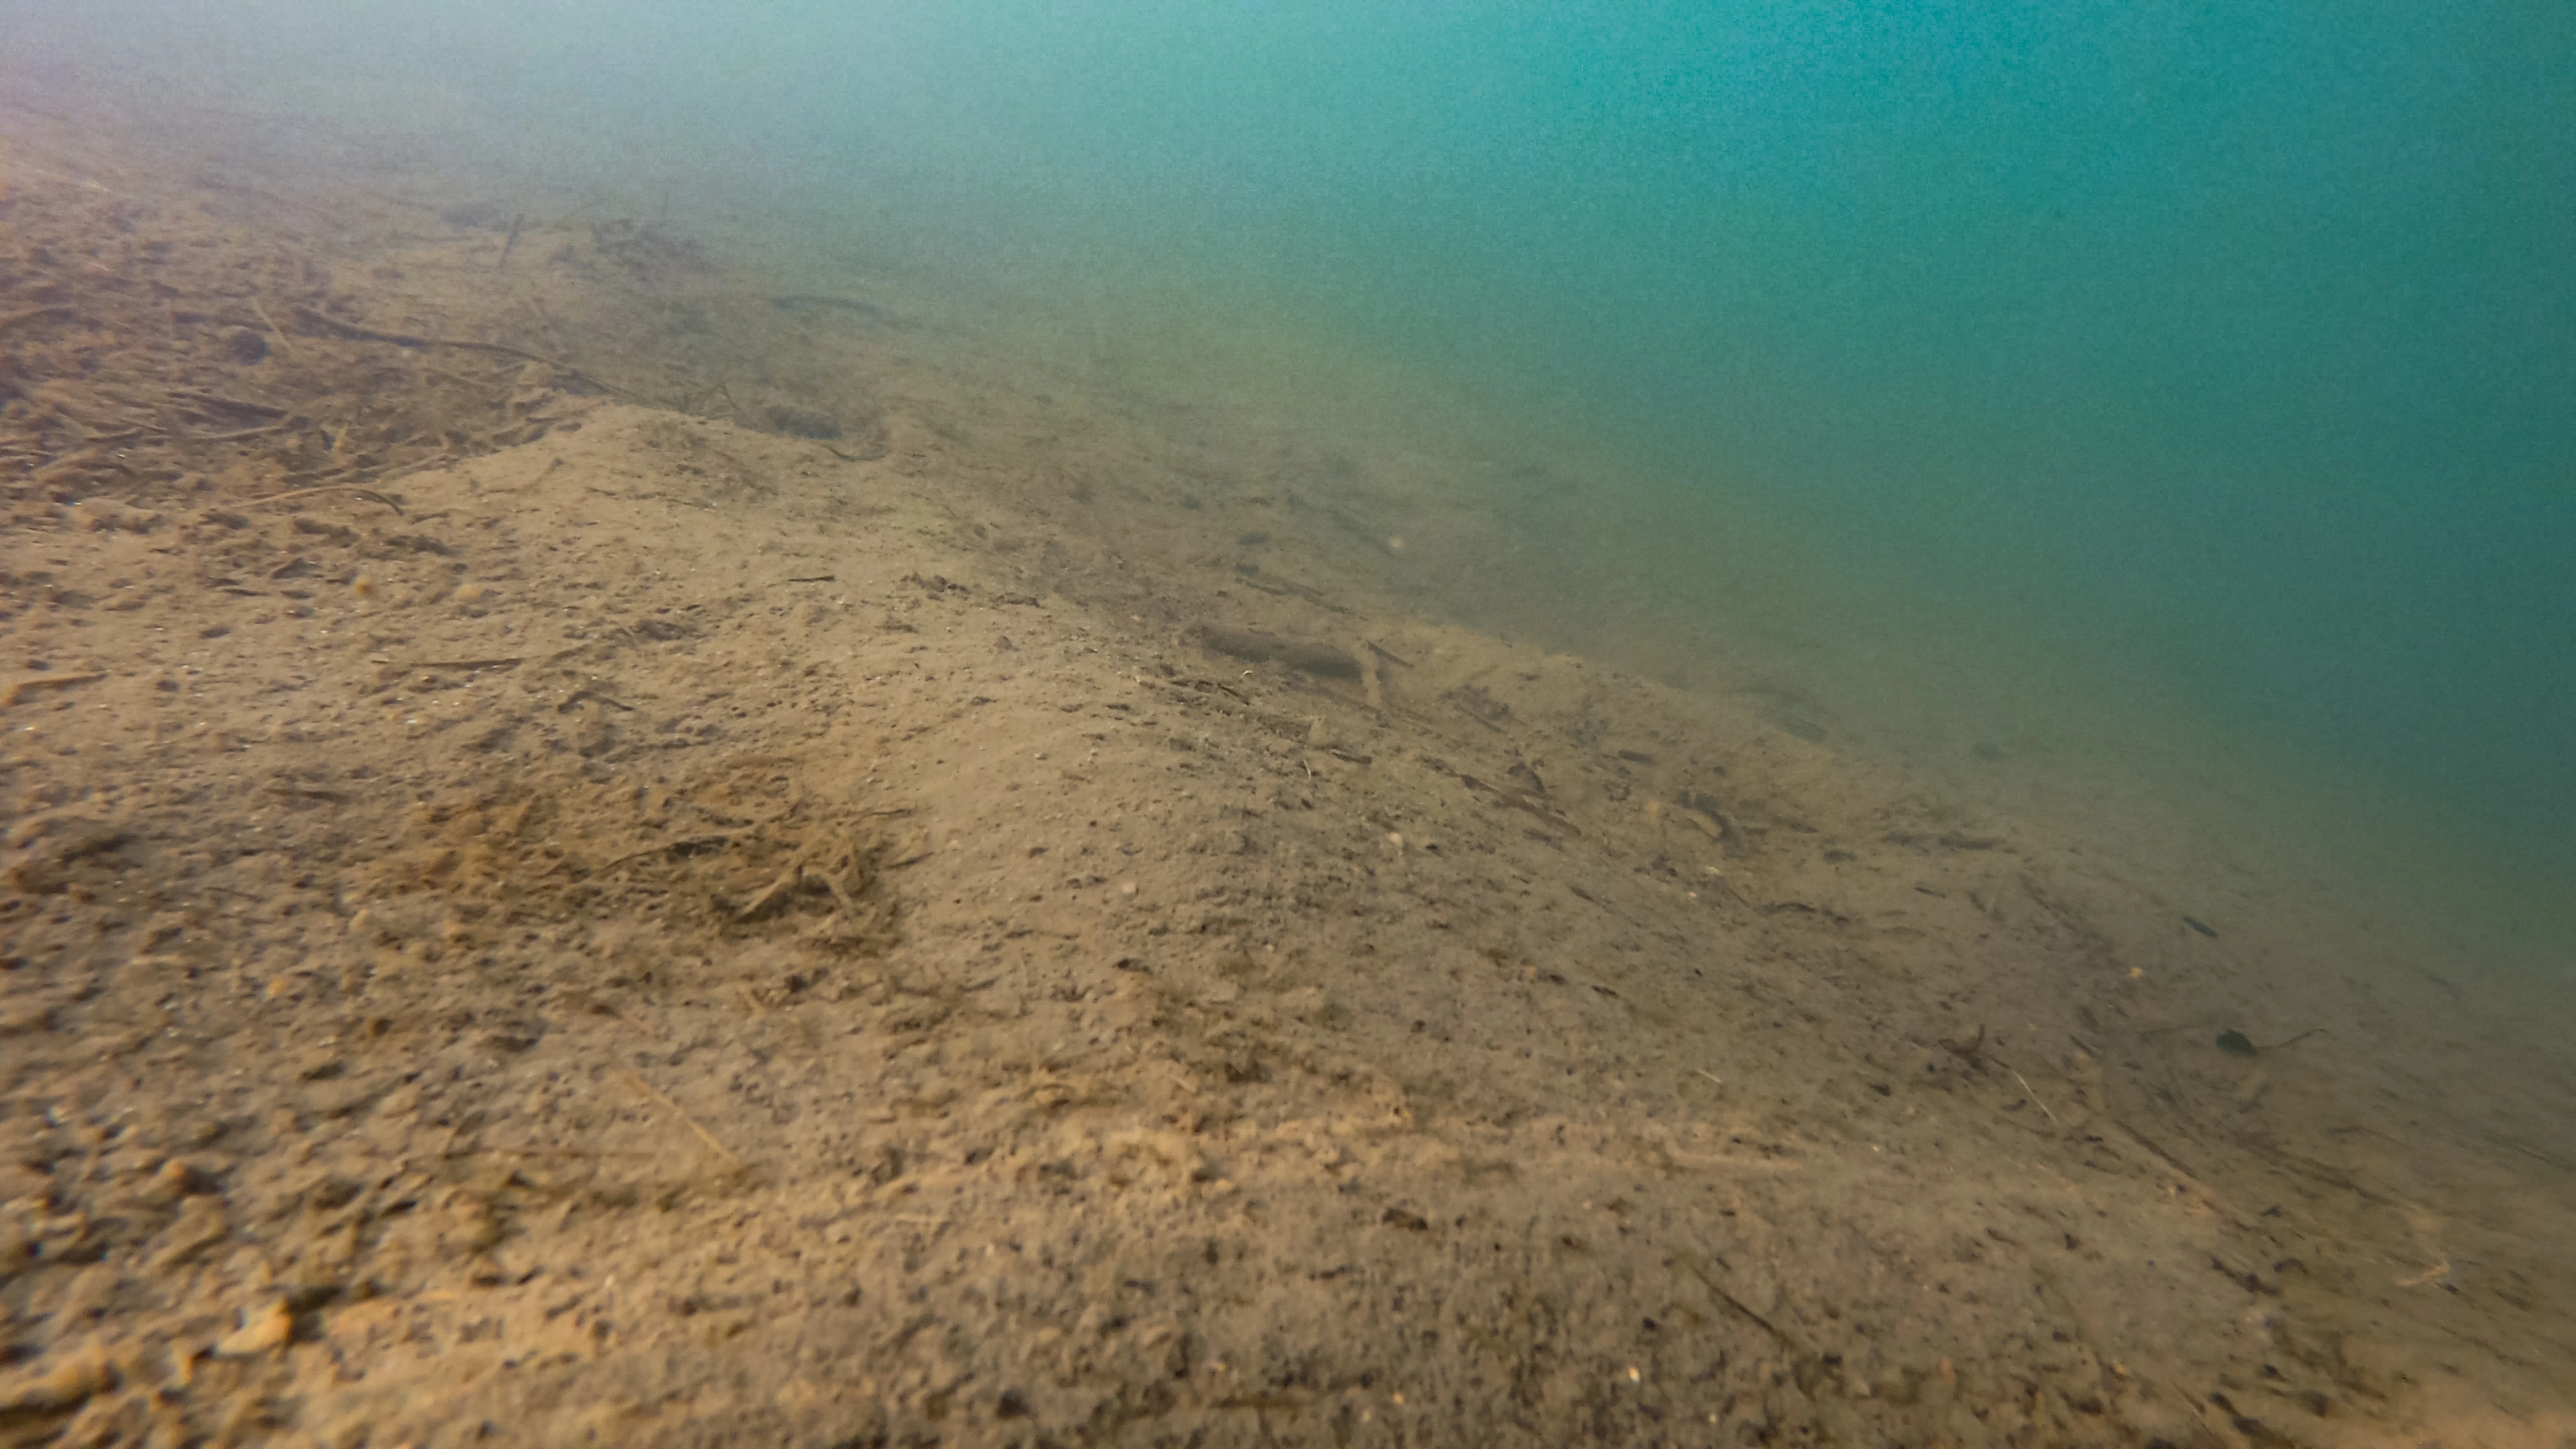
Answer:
[{"xmin": 3, "ymin": 93, "xmax": 2573, "ymax": 1448}]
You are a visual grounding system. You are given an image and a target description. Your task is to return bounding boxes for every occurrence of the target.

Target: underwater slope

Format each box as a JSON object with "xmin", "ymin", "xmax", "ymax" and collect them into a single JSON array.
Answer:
[{"xmin": 3, "ymin": 109, "xmax": 2573, "ymax": 1447}]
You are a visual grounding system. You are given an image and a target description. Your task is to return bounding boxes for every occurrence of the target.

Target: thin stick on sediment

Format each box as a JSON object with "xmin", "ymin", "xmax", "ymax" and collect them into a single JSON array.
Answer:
[
  {"xmin": 618, "ymin": 1068, "xmax": 748, "ymax": 1172},
  {"xmin": 2011, "ymin": 1069, "xmax": 2061, "ymax": 1126},
  {"xmin": 245, "ymin": 483, "xmax": 407, "ymax": 513},
  {"xmin": 250, "ymin": 295, "xmax": 302, "ymax": 361}
]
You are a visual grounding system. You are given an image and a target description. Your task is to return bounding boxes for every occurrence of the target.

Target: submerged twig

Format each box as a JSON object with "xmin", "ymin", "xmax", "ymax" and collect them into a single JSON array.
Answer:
[
  {"xmin": 617, "ymin": 1069, "xmax": 747, "ymax": 1172},
  {"xmin": 3, "ymin": 672, "xmax": 109, "ymax": 708},
  {"xmin": 246, "ymin": 484, "xmax": 405, "ymax": 513},
  {"xmin": 249, "ymin": 295, "xmax": 301, "ymax": 361},
  {"xmin": 2010, "ymin": 1069, "xmax": 2061, "ymax": 1126},
  {"xmin": 0, "ymin": 305, "xmax": 76, "ymax": 333},
  {"xmin": 290, "ymin": 305, "xmax": 635, "ymax": 400}
]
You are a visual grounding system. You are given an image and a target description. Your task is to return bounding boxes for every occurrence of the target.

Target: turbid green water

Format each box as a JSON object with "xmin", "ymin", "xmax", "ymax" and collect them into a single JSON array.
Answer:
[{"xmin": 14, "ymin": 1, "xmax": 2572, "ymax": 970}]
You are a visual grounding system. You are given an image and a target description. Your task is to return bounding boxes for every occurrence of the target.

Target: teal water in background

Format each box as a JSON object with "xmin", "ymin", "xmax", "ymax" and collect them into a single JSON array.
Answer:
[{"xmin": 12, "ymin": 1, "xmax": 2573, "ymax": 961}]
